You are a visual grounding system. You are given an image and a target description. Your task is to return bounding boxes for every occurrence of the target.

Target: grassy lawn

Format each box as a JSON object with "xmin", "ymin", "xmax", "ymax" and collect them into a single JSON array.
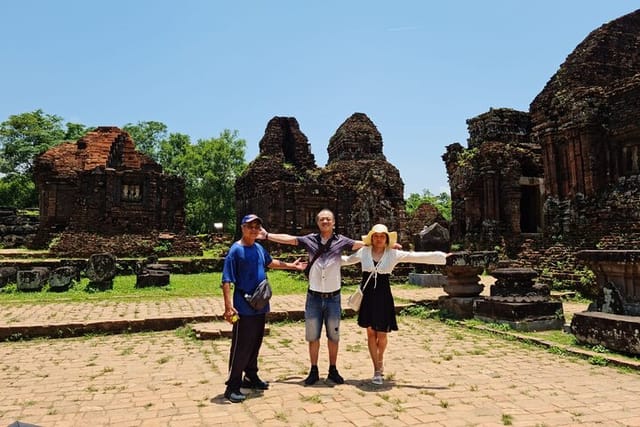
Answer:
[{"xmin": 0, "ymin": 270, "xmax": 314, "ymax": 303}]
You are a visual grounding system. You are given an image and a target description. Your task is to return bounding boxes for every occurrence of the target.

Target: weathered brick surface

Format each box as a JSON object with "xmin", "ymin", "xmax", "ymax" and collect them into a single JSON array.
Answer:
[
  {"xmin": 236, "ymin": 113, "xmax": 408, "ymax": 242},
  {"xmin": 32, "ymin": 127, "xmax": 186, "ymax": 251},
  {"xmin": 443, "ymin": 10, "xmax": 640, "ymax": 292}
]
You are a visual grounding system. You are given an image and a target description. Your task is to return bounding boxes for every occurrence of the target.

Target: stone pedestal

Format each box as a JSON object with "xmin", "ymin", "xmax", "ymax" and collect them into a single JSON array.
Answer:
[
  {"xmin": 439, "ymin": 296, "xmax": 482, "ymax": 319},
  {"xmin": 438, "ymin": 251, "xmax": 498, "ymax": 318},
  {"xmin": 474, "ymin": 300, "xmax": 565, "ymax": 331},
  {"xmin": 475, "ymin": 267, "xmax": 565, "ymax": 331}
]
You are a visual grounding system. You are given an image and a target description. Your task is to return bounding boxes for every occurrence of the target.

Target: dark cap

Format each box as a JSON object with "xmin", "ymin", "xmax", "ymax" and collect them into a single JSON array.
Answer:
[{"xmin": 241, "ymin": 214, "xmax": 263, "ymax": 225}]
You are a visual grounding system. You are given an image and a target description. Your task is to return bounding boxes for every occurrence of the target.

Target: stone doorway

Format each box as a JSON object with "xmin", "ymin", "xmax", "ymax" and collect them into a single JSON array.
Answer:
[{"xmin": 519, "ymin": 177, "xmax": 543, "ymax": 233}]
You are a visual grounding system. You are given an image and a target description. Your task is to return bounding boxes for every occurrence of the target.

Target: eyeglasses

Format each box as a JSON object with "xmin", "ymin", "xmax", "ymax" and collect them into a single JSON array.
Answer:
[{"xmin": 243, "ymin": 223, "xmax": 261, "ymax": 230}]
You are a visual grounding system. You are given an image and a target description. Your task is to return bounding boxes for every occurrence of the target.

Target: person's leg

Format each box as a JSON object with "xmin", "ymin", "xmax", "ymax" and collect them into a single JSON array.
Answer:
[
  {"xmin": 376, "ymin": 331, "xmax": 388, "ymax": 375},
  {"xmin": 366, "ymin": 327, "xmax": 378, "ymax": 373},
  {"xmin": 304, "ymin": 293, "xmax": 322, "ymax": 385},
  {"xmin": 325, "ymin": 295, "xmax": 344, "ymax": 384},
  {"xmin": 308, "ymin": 340, "xmax": 320, "ymax": 365},
  {"xmin": 242, "ymin": 314, "xmax": 269, "ymax": 389},
  {"xmin": 224, "ymin": 318, "xmax": 250, "ymax": 402}
]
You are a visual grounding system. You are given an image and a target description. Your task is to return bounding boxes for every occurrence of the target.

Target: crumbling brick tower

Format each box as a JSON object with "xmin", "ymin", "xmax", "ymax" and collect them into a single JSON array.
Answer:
[
  {"xmin": 530, "ymin": 9, "xmax": 640, "ymax": 248},
  {"xmin": 33, "ymin": 127, "xmax": 185, "ymax": 245},
  {"xmin": 443, "ymin": 108, "xmax": 543, "ymax": 254},
  {"xmin": 235, "ymin": 113, "xmax": 406, "ymax": 241}
]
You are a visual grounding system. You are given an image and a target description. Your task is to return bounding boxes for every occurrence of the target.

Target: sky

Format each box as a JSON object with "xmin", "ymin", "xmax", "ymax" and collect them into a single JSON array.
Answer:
[{"xmin": 1, "ymin": 1, "xmax": 638, "ymax": 197}]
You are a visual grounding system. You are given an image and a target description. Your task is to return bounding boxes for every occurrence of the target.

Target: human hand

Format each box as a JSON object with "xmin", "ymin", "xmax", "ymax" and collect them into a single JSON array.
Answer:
[
  {"xmin": 392, "ymin": 242, "xmax": 402, "ymax": 249},
  {"xmin": 291, "ymin": 257, "xmax": 308, "ymax": 271},
  {"xmin": 223, "ymin": 306, "xmax": 239, "ymax": 324},
  {"xmin": 257, "ymin": 227, "xmax": 268, "ymax": 240}
]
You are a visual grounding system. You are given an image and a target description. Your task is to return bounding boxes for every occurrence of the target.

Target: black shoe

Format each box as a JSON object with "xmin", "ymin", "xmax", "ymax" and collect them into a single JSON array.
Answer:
[
  {"xmin": 224, "ymin": 389, "xmax": 246, "ymax": 403},
  {"xmin": 327, "ymin": 368, "xmax": 344, "ymax": 384},
  {"xmin": 304, "ymin": 367, "xmax": 319, "ymax": 386},
  {"xmin": 242, "ymin": 376, "xmax": 269, "ymax": 390}
]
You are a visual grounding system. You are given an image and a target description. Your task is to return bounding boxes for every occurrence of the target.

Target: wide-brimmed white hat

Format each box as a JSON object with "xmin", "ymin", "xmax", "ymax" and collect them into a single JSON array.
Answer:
[{"xmin": 362, "ymin": 224, "xmax": 398, "ymax": 247}]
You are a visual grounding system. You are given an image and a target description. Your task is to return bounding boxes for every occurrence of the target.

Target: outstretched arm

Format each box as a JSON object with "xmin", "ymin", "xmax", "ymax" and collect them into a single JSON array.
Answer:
[
  {"xmin": 268, "ymin": 257, "xmax": 307, "ymax": 271},
  {"xmin": 396, "ymin": 250, "xmax": 448, "ymax": 265},
  {"xmin": 259, "ymin": 227, "xmax": 299, "ymax": 246}
]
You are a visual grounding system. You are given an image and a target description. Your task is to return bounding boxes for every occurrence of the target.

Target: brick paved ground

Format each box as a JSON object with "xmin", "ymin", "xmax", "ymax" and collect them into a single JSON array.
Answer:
[
  {"xmin": 2, "ymin": 313, "xmax": 640, "ymax": 426},
  {"xmin": 2, "ymin": 282, "xmax": 640, "ymax": 426}
]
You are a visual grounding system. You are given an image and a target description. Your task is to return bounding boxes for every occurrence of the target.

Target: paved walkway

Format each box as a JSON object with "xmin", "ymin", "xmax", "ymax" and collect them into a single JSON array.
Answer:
[{"xmin": 2, "ymin": 286, "xmax": 640, "ymax": 426}]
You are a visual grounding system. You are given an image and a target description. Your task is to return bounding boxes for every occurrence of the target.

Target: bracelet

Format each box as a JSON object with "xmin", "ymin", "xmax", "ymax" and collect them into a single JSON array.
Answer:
[{"xmin": 266, "ymin": 233, "xmax": 269, "ymax": 240}]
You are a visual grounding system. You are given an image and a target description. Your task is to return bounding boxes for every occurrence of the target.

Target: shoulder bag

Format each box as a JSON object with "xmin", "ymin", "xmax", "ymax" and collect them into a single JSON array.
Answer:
[
  {"xmin": 243, "ymin": 247, "xmax": 273, "ymax": 310},
  {"xmin": 347, "ymin": 270, "xmax": 373, "ymax": 312}
]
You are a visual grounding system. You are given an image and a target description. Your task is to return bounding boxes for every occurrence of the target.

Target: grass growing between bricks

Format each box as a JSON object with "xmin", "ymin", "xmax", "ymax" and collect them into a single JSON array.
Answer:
[{"xmin": 398, "ymin": 304, "xmax": 640, "ymax": 372}]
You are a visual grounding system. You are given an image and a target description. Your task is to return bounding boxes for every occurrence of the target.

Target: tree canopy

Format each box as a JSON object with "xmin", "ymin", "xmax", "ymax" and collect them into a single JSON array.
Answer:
[
  {"xmin": 405, "ymin": 189, "xmax": 452, "ymax": 220},
  {"xmin": 1, "ymin": 109, "xmax": 448, "ymax": 235},
  {"xmin": 0, "ymin": 109, "xmax": 66, "ymax": 176},
  {"xmin": 0, "ymin": 110, "xmax": 247, "ymax": 233}
]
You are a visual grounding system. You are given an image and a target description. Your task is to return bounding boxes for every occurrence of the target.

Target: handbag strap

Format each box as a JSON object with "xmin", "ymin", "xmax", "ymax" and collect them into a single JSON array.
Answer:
[
  {"xmin": 361, "ymin": 270, "xmax": 374, "ymax": 292},
  {"xmin": 306, "ymin": 234, "xmax": 333, "ymax": 274}
]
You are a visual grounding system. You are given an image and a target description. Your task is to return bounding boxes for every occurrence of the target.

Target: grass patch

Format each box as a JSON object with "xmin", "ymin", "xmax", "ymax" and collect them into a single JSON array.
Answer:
[{"xmin": 0, "ymin": 270, "xmax": 309, "ymax": 304}]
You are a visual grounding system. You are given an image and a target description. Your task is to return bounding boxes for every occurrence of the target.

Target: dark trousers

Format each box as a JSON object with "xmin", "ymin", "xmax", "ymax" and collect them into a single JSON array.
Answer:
[{"xmin": 225, "ymin": 313, "xmax": 266, "ymax": 392}]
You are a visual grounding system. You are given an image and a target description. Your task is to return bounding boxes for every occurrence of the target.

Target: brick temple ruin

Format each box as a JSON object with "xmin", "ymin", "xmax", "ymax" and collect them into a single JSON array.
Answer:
[
  {"xmin": 443, "ymin": 9, "xmax": 640, "ymax": 292},
  {"xmin": 32, "ymin": 127, "xmax": 192, "ymax": 256},
  {"xmin": 235, "ymin": 113, "xmax": 406, "ymax": 241}
]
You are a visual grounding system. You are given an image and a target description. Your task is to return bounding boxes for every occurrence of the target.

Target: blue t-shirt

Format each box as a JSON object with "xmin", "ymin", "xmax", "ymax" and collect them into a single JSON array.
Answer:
[{"xmin": 222, "ymin": 242, "xmax": 273, "ymax": 315}]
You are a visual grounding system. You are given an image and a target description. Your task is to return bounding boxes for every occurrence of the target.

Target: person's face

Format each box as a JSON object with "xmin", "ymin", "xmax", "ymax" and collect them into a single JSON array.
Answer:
[
  {"xmin": 371, "ymin": 232, "xmax": 388, "ymax": 249},
  {"xmin": 316, "ymin": 211, "xmax": 335, "ymax": 232},
  {"xmin": 242, "ymin": 220, "xmax": 262, "ymax": 237}
]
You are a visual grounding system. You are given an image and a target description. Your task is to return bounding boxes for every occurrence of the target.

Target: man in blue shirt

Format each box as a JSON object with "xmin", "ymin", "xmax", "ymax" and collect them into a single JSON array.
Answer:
[{"xmin": 221, "ymin": 214, "xmax": 306, "ymax": 403}]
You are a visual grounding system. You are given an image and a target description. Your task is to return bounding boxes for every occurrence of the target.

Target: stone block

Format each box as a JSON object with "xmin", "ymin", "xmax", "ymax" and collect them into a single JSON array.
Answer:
[
  {"xmin": 408, "ymin": 273, "xmax": 447, "ymax": 287},
  {"xmin": 0, "ymin": 266, "xmax": 17, "ymax": 287},
  {"xmin": 86, "ymin": 253, "xmax": 117, "ymax": 282},
  {"xmin": 571, "ymin": 311, "xmax": 640, "ymax": 355},
  {"xmin": 49, "ymin": 266, "xmax": 79, "ymax": 292},
  {"xmin": 136, "ymin": 270, "xmax": 170, "ymax": 288},
  {"xmin": 17, "ymin": 268, "xmax": 49, "ymax": 291},
  {"xmin": 474, "ymin": 299, "xmax": 565, "ymax": 331}
]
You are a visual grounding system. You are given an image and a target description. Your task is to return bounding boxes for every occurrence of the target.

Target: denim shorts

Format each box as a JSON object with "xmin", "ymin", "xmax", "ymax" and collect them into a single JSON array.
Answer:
[{"xmin": 305, "ymin": 292, "xmax": 341, "ymax": 342}]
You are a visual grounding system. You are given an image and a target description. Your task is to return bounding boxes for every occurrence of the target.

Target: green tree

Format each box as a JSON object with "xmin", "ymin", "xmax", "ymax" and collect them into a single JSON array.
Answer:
[
  {"xmin": 123, "ymin": 121, "xmax": 168, "ymax": 161},
  {"xmin": 64, "ymin": 122, "xmax": 90, "ymax": 140},
  {"xmin": 406, "ymin": 190, "xmax": 452, "ymax": 220},
  {"xmin": 169, "ymin": 129, "xmax": 246, "ymax": 234},
  {"xmin": 157, "ymin": 132, "xmax": 191, "ymax": 174},
  {"xmin": 0, "ymin": 174, "xmax": 37, "ymax": 208},
  {"xmin": 0, "ymin": 109, "xmax": 66, "ymax": 175}
]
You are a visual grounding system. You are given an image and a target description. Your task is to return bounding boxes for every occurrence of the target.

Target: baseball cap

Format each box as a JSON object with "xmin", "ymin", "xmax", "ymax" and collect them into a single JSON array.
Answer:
[{"xmin": 241, "ymin": 214, "xmax": 263, "ymax": 225}]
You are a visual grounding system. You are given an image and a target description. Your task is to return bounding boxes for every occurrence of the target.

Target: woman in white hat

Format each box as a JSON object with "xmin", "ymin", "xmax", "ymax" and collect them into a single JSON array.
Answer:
[{"xmin": 342, "ymin": 224, "xmax": 448, "ymax": 385}]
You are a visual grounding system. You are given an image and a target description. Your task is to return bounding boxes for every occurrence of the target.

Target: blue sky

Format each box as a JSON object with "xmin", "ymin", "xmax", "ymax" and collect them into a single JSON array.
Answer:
[{"xmin": 1, "ymin": 1, "xmax": 637, "ymax": 197}]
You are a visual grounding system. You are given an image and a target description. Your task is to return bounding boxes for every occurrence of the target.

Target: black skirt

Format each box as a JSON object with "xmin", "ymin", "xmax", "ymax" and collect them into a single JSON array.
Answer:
[{"xmin": 356, "ymin": 272, "xmax": 398, "ymax": 332}]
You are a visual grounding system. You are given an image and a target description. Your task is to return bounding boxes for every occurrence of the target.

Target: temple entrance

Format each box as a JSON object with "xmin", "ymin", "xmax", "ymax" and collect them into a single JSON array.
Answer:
[{"xmin": 519, "ymin": 178, "xmax": 543, "ymax": 233}]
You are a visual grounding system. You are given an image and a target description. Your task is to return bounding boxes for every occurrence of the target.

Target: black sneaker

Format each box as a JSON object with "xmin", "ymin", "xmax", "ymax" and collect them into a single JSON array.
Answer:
[
  {"xmin": 327, "ymin": 367, "xmax": 344, "ymax": 384},
  {"xmin": 304, "ymin": 367, "xmax": 320, "ymax": 386},
  {"xmin": 242, "ymin": 376, "xmax": 269, "ymax": 390},
  {"xmin": 224, "ymin": 389, "xmax": 246, "ymax": 403}
]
